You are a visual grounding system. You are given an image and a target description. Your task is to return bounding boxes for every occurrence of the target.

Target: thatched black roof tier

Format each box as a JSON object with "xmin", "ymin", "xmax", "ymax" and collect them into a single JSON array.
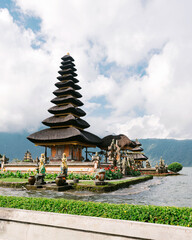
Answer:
[
  {"xmin": 48, "ymin": 104, "xmax": 86, "ymax": 117},
  {"xmin": 27, "ymin": 127, "xmax": 101, "ymax": 146},
  {"xmin": 56, "ymin": 74, "xmax": 79, "ymax": 82},
  {"xmin": 60, "ymin": 65, "xmax": 77, "ymax": 71},
  {"xmin": 53, "ymin": 88, "xmax": 82, "ymax": 98},
  {"xmin": 131, "ymin": 146, "xmax": 144, "ymax": 152},
  {"xmin": 135, "ymin": 139, "xmax": 142, "ymax": 146},
  {"xmin": 61, "ymin": 55, "xmax": 74, "ymax": 61},
  {"xmin": 55, "ymin": 80, "xmax": 81, "ymax": 90},
  {"xmin": 130, "ymin": 153, "xmax": 148, "ymax": 161},
  {"xmin": 61, "ymin": 61, "xmax": 75, "ymax": 66},
  {"xmin": 51, "ymin": 96, "xmax": 83, "ymax": 106},
  {"xmin": 42, "ymin": 114, "xmax": 90, "ymax": 129},
  {"xmin": 58, "ymin": 70, "xmax": 77, "ymax": 77},
  {"xmin": 28, "ymin": 54, "xmax": 101, "ymax": 149},
  {"xmin": 56, "ymin": 75, "xmax": 79, "ymax": 83},
  {"xmin": 99, "ymin": 134, "xmax": 137, "ymax": 150}
]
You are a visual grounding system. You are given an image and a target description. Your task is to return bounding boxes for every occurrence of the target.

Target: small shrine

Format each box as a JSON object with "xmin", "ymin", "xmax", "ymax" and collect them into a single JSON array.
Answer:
[
  {"xmin": 129, "ymin": 139, "xmax": 148, "ymax": 168},
  {"xmin": 28, "ymin": 54, "xmax": 101, "ymax": 163},
  {"xmin": 23, "ymin": 150, "xmax": 33, "ymax": 162}
]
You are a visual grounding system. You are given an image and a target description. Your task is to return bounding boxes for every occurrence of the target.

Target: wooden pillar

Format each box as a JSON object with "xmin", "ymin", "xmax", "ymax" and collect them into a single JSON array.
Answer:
[
  {"xmin": 45, "ymin": 147, "xmax": 47, "ymax": 162},
  {"xmin": 85, "ymin": 147, "xmax": 88, "ymax": 161},
  {"xmin": 71, "ymin": 145, "xmax": 74, "ymax": 160}
]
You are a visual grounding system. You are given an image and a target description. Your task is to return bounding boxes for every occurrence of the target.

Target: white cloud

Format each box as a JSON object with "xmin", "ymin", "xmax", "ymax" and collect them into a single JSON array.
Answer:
[{"xmin": 0, "ymin": 0, "xmax": 192, "ymax": 139}]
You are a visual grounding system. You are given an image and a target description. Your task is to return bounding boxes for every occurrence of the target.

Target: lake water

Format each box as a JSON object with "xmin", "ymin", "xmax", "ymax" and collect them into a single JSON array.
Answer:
[{"xmin": 0, "ymin": 167, "xmax": 192, "ymax": 207}]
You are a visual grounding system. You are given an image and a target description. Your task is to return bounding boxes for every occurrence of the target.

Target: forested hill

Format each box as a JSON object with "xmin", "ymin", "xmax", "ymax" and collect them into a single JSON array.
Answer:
[
  {"xmin": 0, "ymin": 132, "xmax": 191, "ymax": 166},
  {"xmin": 0, "ymin": 132, "xmax": 47, "ymax": 161},
  {"xmin": 140, "ymin": 139, "xmax": 192, "ymax": 167}
]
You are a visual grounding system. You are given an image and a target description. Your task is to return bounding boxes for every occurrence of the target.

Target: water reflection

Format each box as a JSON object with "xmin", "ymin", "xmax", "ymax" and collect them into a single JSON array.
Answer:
[{"xmin": 0, "ymin": 167, "xmax": 191, "ymax": 207}]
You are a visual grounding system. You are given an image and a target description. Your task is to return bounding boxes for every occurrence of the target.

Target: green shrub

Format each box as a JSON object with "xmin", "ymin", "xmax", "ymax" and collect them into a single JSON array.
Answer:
[
  {"xmin": 0, "ymin": 195, "xmax": 191, "ymax": 227},
  {"xmin": 168, "ymin": 162, "xmax": 183, "ymax": 173},
  {"xmin": 127, "ymin": 166, "xmax": 141, "ymax": 176},
  {"xmin": 104, "ymin": 166, "xmax": 123, "ymax": 180}
]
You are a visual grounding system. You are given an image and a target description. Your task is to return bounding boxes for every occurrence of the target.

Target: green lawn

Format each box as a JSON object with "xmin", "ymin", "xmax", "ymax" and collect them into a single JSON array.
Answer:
[{"xmin": 0, "ymin": 178, "xmax": 28, "ymax": 182}]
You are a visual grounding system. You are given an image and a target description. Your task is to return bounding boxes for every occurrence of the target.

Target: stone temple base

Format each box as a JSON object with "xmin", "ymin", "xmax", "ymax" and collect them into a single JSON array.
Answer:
[
  {"xmin": 3, "ymin": 162, "xmax": 110, "ymax": 174},
  {"xmin": 45, "ymin": 184, "xmax": 72, "ymax": 191},
  {"xmin": 26, "ymin": 183, "xmax": 72, "ymax": 191},
  {"xmin": 26, "ymin": 185, "xmax": 44, "ymax": 190},
  {"xmin": 95, "ymin": 181, "xmax": 108, "ymax": 186}
]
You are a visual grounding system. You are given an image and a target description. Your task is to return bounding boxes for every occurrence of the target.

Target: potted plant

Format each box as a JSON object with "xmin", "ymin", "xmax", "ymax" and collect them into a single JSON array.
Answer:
[
  {"xmin": 55, "ymin": 175, "xmax": 66, "ymax": 186},
  {"xmin": 28, "ymin": 172, "xmax": 36, "ymax": 185}
]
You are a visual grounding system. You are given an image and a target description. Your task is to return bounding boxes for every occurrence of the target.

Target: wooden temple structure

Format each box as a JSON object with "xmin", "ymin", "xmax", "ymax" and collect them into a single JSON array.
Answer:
[
  {"xmin": 99, "ymin": 135, "xmax": 148, "ymax": 167},
  {"xmin": 27, "ymin": 53, "xmax": 148, "ymax": 171},
  {"xmin": 27, "ymin": 54, "xmax": 101, "ymax": 163}
]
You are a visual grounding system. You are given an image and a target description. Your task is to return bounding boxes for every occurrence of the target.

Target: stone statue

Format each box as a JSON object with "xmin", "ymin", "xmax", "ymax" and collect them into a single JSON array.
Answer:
[
  {"xmin": 116, "ymin": 140, "xmax": 122, "ymax": 171},
  {"xmin": 107, "ymin": 139, "xmax": 122, "ymax": 168},
  {"xmin": 61, "ymin": 153, "xmax": 68, "ymax": 176},
  {"xmin": 35, "ymin": 157, "xmax": 39, "ymax": 173},
  {"xmin": 156, "ymin": 157, "xmax": 168, "ymax": 173},
  {"xmin": 122, "ymin": 157, "xmax": 128, "ymax": 175},
  {"xmin": 126, "ymin": 156, "xmax": 131, "ymax": 168},
  {"xmin": 108, "ymin": 139, "xmax": 116, "ymax": 166},
  {"xmin": 39, "ymin": 153, "xmax": 46, "ymax": 175},
  {"xmin": 0, "ymin": 155, "xmax": 9, "ymax": 169},
  {"xmin": 160, "ymin": 157, "xmax": 165, "ymax": 167},
  {"xmin": 92, "ymin": 152, "xmax": 101, "ymax": 170},
  {"xmin": 35, "ymin": 153, "xmax": 46, "ymax": 185},
  {"xmin": 155, "ymin": 163, "xmax": 159, "ymax": 172},
  {"xmin": 145, "ymin": 160, "xmax": 151, "ymax": 168}
]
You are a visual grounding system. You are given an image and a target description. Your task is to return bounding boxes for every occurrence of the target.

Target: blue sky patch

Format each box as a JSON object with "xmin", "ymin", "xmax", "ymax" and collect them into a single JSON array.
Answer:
[
  {"xmin": 0, "ymin": 0, "xmax": 41, "ymax": 33},
  {"xmin": 89, "ymin": 96, "xmax": 112, "ymax": 117}
]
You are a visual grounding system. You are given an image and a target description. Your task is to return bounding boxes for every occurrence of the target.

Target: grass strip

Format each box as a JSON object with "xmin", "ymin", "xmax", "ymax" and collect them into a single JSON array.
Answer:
[
  {"xmin": 0, "ymin": 178, "xmax": 28, "ymax": 182},
  {"xmin": 75, "ymin": 175, "xmax": 153, "ymax": 192},
  {"xmin": 0, "ymin": 195, "xmax": 191, "ymax": 228}
]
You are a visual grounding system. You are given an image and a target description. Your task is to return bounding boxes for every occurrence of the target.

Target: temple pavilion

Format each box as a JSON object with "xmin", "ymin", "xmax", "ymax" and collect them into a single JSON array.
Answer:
[
  {"xmin": 128, "ymin": 139, "xmax": 148, "ymax": 168},
  {"xmin": 27, "ymin": 54, "xmax": 101, "ymax": 162},
  {"xmin": 99, "ymin": 135, "xmax": 148, "ymax": 167}
]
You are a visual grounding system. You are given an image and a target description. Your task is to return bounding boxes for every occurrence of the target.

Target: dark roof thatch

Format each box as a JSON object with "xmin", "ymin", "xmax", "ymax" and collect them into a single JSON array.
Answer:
[
  {"xmin": 58, "ymin": 70, "xmax": 77, "ymax": 77},
  {"xmin": 48, "ymin": 104, "xmax": 86, "ymax": 117},
  {"xmin": 128, "ymin": 153, "xmax": 148, "ymax": 161},
  {"xmin": 51, "ymin": 96, "xmax": 83, "ymax": 107},
  {"xmin": 56, "ymin": 74, "xmax": 79, "ymax": 83},
  {"xmin": 60, "ymin": 65, "xmax": 77, "ymax": 71},
  {"xmin": 55, "ymin": 80, "xmax": 81, "ymax": 90},
  {"xmin": 99, "ymin": 134, "xmax": 137, "ymax": 150},
  {"xmin": 27, "ymin": 127, "xmax": 101, "ymax": 146},
  {"xmin": 131, "ymin": 146, "xmax": 144, "ymax": 152},
  {"xmin": 53, "ymin": 88, "xmax": 82, "ymax": 98},
  {"xmin": 61, "ymin": 61, "xmax": 75, "ymax": 66},
  {"xmin": 135, "ymin": 139, "xmax": 142, "ymax": 146},
  {"xmin": 42, "ymin": 114, "xmax": 90, "ymax": 129},
  {"xmin": 61, "ymin": 55, "xmax": 74, "ymax": 61}
]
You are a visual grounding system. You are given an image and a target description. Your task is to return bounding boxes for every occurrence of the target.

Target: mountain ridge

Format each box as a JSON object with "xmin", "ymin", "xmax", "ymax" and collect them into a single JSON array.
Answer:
[{"xmin": 0, "ymin": 132, "xmax": 191, "ymax": 166}]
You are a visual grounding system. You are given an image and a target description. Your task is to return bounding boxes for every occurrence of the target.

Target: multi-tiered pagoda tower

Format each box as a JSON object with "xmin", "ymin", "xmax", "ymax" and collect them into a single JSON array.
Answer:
[{"xmin": 28, "ymin": 54, "xmax": 101, "ymax": 162}]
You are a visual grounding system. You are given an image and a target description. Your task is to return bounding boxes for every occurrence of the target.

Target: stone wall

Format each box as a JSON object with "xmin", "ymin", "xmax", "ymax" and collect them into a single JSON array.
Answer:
[
  {"xmin": 0, "ymin": 208, "xmax": 192, "ymax": 240},
  {"xmin": 3, "ymin": 162, "xmax": 109, "ymax": 174}
]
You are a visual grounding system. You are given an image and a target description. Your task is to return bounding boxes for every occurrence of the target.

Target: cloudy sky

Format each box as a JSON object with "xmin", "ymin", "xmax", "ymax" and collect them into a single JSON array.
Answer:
[{"xmin": 0, "ymin": 0, "xmax": 192, "ymax": 140}]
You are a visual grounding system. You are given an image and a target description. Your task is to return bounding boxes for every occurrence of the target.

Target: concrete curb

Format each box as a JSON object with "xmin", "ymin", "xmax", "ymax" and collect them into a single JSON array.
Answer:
[{"xmin": 0, "ymin": 207, "xmax": 192, "ymax": 240}]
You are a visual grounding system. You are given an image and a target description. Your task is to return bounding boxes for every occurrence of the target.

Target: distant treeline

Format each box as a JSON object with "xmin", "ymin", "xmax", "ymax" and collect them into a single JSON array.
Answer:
[{"xmin": 0, "ymin": 132, "xmax": 191, "ymax": 166}]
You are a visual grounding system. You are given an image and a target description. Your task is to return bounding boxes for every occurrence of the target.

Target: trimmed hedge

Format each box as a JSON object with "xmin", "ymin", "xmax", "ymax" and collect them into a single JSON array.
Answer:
[
  {"xmin": 0, "ymin": 195, "xmax": 191, "ymax": 227},
  {"xmin": 168, "ymin": 162, "xmax": 183, "ymax": 173}
]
